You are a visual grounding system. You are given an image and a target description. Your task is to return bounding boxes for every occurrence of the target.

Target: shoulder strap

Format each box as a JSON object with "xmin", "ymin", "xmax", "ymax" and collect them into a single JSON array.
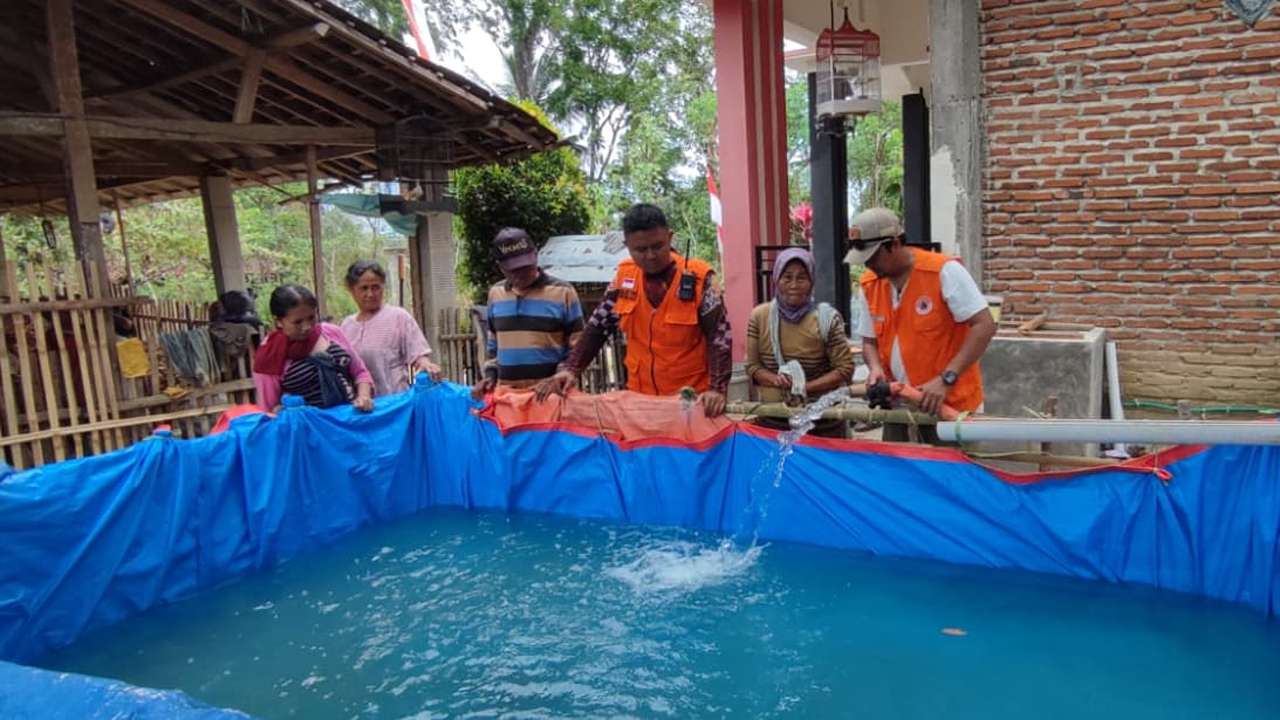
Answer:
[
  {"xmin": 816, "ymin": 302, "xmax": 836, "ymax": 342},
  {"xmin": 767, "ymin": 301, "xmax": 786, "ymax": 370}
]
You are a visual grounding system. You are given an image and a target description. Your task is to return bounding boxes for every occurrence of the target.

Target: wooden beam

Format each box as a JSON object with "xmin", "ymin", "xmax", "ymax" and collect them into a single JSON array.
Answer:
[
  {"xmin": 306, "ymin": 146, "xmax": 326, "ymax": 316},
  {"xmin": 0, "ymin": 113, "xmax": 376, "ymax": 146},
  {"xmin": 268, "ymin": 22, "xmax": 331, "ymax": 48},
  {"xmin": 0, "ymin": 159, "xmax": 208, "ymax": 179},
  {"xmin": 0, "ymin": 295, "xmax": 152, "ymax": 316},
  {"xmin": 232, "ymin": 50, "xmax": 267, "ymax": 123},
  {"xmin": 86, "ymin": 58, "xmax": 241, "ymax": 101},
  {"xmin": 229, "ymin": 147, "xmax": 369, "ymax": 172},
  {"xmin": 88, "ymin": 22, "xmax": 329, "ymax": 102},
  {"xmin": 47, "ymin": 0, "xmax": 109, "ymax": 292},
  {"xmin": 272, "ymin": 0, "xmax": 490, "ymax": 114},
  {"xmin": 117, "ymin": 0, "xmax": 395, "ymax": 123},
  {"xmin": 116, "ymin": 0, "xmax": 252, "ymax": 56}
]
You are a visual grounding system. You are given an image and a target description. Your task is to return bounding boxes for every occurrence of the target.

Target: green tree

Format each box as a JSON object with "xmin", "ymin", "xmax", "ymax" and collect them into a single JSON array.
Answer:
[
  {"xmin": 786, "ymin": 77, "xmax": 812, "ymax": 206},
  {"xmin": 453, "ymin": 107, "xmax": 590, "ymax": 302},
  {"xmin": 4, "ymin": 185, "xmax": 382, "ymax": 322},
  {"xmin": 848, "ymin": 101, "xmax": 904, "ymax": 214}
]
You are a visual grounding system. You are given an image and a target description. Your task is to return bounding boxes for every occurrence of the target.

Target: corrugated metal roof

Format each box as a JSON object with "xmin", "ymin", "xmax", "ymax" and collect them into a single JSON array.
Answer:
[{"xmin": 538, "ymin": 232, "xmax": 628, "ymax": 284}]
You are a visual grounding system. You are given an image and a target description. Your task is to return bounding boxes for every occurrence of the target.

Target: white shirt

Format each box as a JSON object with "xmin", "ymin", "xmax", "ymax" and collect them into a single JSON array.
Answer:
[{"xmin": 854, "ymin": 260, "xmax": 987, "ymax": 385}]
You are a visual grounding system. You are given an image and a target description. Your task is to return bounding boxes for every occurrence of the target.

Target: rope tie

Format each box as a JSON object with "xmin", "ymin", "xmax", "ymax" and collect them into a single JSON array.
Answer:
[{"xmin": 952, "ymin": 411, "xmax": 971, "ymax": 444}]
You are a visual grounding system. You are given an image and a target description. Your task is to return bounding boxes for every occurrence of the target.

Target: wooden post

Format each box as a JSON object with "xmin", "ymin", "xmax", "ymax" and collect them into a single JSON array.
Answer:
[
  {"xmin": 0, "ymin": 216, "xmax": 8, "ymax": 300},
  {"xmin": 199, "ymin": 174, "xmax": 245, "ymax": 294},
  {"xmin": 408, "ymin": 216, "xmax": 434, "ymax": 346},
  {"xmin": 113, "ymin": 194, "xmax": 134, "ymax": 295},
  {"xmin": 397, "ymin": 252, "xmax": 405, "ymax": 308},
  {"xmin": 46, "ymin": 0, "xmax": 108, "ymax": 293},
  {"xmin": 306, "ymin": 145, "xmax": 326, "ymax": 316}
]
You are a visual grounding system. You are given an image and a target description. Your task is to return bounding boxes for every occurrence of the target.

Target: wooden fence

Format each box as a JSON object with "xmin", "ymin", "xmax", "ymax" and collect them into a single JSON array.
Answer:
[
  {"xmin": 434, "ymin": 305, "xmax": 622, "ymax": 392},
  {"xmin": 1, "ymin": 260, "xmax": 254, "ymax": 470}
]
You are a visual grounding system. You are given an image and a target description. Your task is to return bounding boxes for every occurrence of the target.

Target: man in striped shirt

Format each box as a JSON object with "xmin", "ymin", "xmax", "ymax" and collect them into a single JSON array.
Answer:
[{"xmin": 471, "ymin": 227, "xmax": 585, "ymax": 397}]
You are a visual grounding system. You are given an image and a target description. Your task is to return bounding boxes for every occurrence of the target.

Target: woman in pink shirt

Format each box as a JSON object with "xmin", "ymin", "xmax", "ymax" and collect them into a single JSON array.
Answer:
[
  {"xmin": 340, "ymin": 261, "xmax": 440, "ymax": 396},
  {"xmin": 253, "ymin": 285, "xmax": 375, "ymax": 412}
]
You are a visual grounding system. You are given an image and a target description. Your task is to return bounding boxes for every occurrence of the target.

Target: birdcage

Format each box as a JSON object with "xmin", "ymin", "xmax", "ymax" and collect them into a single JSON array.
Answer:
[
  {"xmin": 375, "ymin": 115, "xmax": 455, "ymax": 186},
  {"xmin": 815, "ymin": 7, "xmax": 882, "ymax": 121}
]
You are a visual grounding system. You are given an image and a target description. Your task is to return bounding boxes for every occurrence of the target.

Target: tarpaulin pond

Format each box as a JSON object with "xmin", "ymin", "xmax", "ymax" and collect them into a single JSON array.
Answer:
[{"xmin": 1, "ymin": 381, "xmax": 1278, "ymax": 718}]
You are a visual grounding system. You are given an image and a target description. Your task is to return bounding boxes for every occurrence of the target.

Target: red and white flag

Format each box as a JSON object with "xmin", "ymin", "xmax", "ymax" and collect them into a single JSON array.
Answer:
[
  {"xmin": 400, "ymin": 0, "xmax": 435, "ymax": 60},
  {"xmin": 706, "ymin": 166, "xmax": 724, "ymax": 260}
]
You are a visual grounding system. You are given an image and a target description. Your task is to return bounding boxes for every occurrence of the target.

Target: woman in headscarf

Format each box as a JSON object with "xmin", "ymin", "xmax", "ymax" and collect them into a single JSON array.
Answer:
[
  {"xmin": 340, "ymin": 260, "xmax": 440, "ymax": 396},
  {"xmin": 744, "ymin": 247, "xmax": 855, "ymax": 437},
  {"xmin": 253, "ymin": 284, "xmax": 375, "ymax": 412}
]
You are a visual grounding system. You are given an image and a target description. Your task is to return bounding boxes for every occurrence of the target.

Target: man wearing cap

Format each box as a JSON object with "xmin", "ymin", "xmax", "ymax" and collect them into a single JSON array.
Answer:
[
  {"xmin": 534, "ymin": 203, "xmax": 732, "ymax": 416},
  {"xmin": 471, "ymin": 227, "xmax": 585, "ymax": 397},
  {"xmin": 849, "ymin": 207, "xmax": 996, "ymax": 443}
]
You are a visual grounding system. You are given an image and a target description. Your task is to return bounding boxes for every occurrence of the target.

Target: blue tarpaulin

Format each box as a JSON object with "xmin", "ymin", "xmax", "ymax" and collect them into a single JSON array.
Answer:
[{"xmin": 0, "ymin": 382, "xmax": 1277, "ymax": 717}]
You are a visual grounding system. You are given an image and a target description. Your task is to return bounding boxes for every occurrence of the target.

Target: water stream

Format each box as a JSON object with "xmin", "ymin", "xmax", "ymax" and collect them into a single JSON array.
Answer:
[{"xmin": 605, "ymin": 388, "xmax": 851, "ymax": 596}]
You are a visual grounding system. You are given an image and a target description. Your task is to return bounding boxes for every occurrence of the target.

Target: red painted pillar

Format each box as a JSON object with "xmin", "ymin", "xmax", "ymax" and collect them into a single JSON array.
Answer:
[{"xmin": 713, "ymin": 0, "xmax": 789, "ymax": 361}]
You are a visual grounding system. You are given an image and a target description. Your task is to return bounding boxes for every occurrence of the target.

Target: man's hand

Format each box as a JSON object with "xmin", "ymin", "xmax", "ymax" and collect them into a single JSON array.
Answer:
[
  {"xmin": 413, "ymin": 356, "xmax": 442, "ymax": 381},
  {"xmin": 864, "ymin": 367, "xmax": 887, "ymax": 393},
  {"xmin": 353, "ymin": 393, "xmax": 374, "ymax": 413},
  {"xmin": 699, "ymin": 390, "xmax": 727, "ymax": 417},
  {"xmin": 470, "ymin": 377, "xmax": 496, "ymax": 400},
  {"xmin": 918, "ymin": 376, "xmax": 949, "ymax": 416},
  {"xmin": 534, "ymin": 370, "xmax": 578, "ymax": 402}
]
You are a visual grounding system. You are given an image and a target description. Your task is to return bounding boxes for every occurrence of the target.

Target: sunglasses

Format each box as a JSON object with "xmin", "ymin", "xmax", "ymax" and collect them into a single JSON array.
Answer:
[{"xmin": 848, "ymin": 236, "xmax": 894, "ymax": 252}]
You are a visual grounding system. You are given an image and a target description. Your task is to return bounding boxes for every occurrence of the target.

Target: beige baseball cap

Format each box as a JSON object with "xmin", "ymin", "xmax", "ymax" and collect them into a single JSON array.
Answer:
[{"xmin": 843, "ymin": 207, "xmax": 905, "ymax": 265}]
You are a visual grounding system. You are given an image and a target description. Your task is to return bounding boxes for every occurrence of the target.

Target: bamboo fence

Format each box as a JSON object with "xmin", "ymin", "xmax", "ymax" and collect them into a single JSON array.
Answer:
[{"xmin": 0, "ymin": 259, "xmax": 255, "ymax": 469}]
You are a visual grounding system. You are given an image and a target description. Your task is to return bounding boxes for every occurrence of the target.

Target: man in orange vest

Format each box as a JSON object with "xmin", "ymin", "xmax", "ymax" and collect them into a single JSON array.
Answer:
[
  {"xmin": 848, "ymin": 208, "xmax": 996, "ymax": 444},
  {"xmin": 535, "ymin": 203, "xmax": 732, "ymax": 416}
]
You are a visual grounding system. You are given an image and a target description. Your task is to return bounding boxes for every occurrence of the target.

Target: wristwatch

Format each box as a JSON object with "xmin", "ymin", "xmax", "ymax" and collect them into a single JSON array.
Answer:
[{"xmin": 941, "ymin": 370, "xmax": 959, "ymax": 386}]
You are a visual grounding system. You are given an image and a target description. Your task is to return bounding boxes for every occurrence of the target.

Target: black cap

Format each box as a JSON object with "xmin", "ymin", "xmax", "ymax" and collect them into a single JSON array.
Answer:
[{"xmin": 492, "ymin": 227, "xmax": 537, "ymax": 271}]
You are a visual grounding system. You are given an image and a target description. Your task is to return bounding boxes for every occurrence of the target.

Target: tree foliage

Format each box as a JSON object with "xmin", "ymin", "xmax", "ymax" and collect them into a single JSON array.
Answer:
[
  {"xmin": 1, "ymin": 187, "xmax": 385, "ymax": 321},
  {"xmin": 453, "ymin": 107, "xmax": 591, "ymax": 303},
  {"xmin": 848, "ymin": 101, "xmax": 904, "ymax": 214}
]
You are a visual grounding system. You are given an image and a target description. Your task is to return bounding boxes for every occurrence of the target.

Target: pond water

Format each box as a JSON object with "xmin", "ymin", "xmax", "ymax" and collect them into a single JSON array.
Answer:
[{"xmin": 37, "ymin": 507, "xmax": 1280, "ymax": 719}]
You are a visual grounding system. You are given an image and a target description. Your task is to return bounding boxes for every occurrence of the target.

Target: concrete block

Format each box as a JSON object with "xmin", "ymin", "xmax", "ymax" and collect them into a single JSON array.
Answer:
[{"xmin": 978, "ymin": 327, "xmax": 1107, "ymax": 457}]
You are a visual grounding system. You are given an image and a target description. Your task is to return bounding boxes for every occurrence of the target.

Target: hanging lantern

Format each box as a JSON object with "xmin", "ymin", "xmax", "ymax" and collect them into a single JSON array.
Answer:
[{"xmin": 815, "ymin": 6, "xmax": 882, "ymax": 121}]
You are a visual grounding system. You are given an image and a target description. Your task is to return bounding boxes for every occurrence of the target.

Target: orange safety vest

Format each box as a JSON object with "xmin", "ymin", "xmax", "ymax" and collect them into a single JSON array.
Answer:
[
  {"xmin": 859, "ymin": 247, "xmax": 984, "ymax": 412},
  {"xmin": 613, "ymin": 254, "xmax": 712, "ymax": 395}
]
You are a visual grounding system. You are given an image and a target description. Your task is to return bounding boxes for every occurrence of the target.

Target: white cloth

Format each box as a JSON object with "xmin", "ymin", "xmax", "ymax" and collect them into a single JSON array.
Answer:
[
  {"xmin": 777, "ymin": 359, "xmax": 808, "ymax": 399},
  {"xmin": 854, "ymin": 261, "xmax": 987, "ymax": 385}
]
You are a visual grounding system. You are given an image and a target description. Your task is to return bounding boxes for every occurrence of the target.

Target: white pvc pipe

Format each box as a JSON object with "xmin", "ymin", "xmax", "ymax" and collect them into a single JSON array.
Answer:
[
  {"xmin": 1104, "ymin": 341, "xmax": 1128, "ymax": 457},
  {"xmin": 936, "ymin": 418, "xmax": 1280, "ymax": 446}
]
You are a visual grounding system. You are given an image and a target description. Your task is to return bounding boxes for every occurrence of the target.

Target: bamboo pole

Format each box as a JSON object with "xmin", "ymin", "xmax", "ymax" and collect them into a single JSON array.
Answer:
[
  {"xmin": 6, "ymin": 262, "xmax": 43, "ymax": 464},
  {"xmin": 0, "ymin": 312, "xmax": 21, "ymax": 466},
  {"xmin": 66, "ymin": 262, "xmax": 109, "ymax": 452},
  {"xmin": 87, "ymin": 263, "xmax": 125, "ymax": 447},
  {"xmin": 113, "ymin": 194, "xmax": 135, "ymax": 296},
  {"xmin": 726, "ymin": 400, "xmax": 939, "ymax": 427},
  {"xmin": 25, "ymin": 264, "xmax": 62, "ymax": 461},
  {"xmin": 306, "ymin": 145, "xmax": 325, "ymax": 316},
  {"xmin": 0, "ymin": 403, "xmax": 235, "ymax": 448},
  {"xmin": 44, "ymin": 263, "xmax": 83, "ymax": 458}
]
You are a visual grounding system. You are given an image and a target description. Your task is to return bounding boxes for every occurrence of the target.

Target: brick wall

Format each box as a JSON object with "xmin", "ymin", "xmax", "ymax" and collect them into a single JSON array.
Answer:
[{"xmin": 981, "ymin": 0, "xmax": 1280, "ymax": 405}]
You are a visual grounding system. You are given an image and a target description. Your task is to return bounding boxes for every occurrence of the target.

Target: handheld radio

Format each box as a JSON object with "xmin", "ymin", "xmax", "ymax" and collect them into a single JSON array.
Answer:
[{"xmin": 677, "ymin": 235, "xmax": 697, "ymax": 301}]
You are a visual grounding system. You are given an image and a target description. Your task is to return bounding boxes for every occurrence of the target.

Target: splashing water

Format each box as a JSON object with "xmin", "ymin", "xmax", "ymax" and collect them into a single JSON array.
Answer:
[
  {"xmin": 604, "ymin": 539, "xmax": 763, "ymax": 595},
  {"xmin": 606, "ymin": 388, "xmax": 852, "ymax": 595}
]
